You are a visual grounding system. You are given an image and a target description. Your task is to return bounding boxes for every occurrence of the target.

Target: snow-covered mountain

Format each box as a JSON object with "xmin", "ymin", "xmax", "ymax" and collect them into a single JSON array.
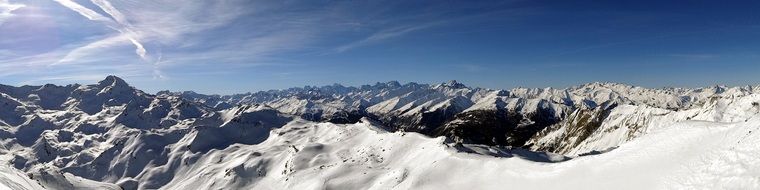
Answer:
[
  {"xmin": 1, "ymin": 76, "xmax": 759, "ymax": 189},
  {"xmin": 161, "ymin": 79, "xmax": 760, "ymax": 153}
]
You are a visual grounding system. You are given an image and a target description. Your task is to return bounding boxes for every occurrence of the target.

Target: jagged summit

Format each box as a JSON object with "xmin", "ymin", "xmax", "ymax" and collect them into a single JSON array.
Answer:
[
  {"xmin": 437, "ymin": 80, "xmax": 467, "ymax": 89},
  {"xmin": 97, "ymin": 75, "xmax": 130, "ymax": 88},
  {"xmin": 370, "ymin": 81, "xmax": 402, "ymax": 88}
]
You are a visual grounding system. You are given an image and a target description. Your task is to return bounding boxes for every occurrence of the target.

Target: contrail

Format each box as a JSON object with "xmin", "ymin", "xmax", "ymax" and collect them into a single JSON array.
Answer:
[
  {"xmin": 52, "ymin": 0, "xmax": 111, "ymax": 22},
  {"xmin": 90, "ymin": 0, "xmax": 129, "ymax": 24},
  {"xmin": 90, "ymin": 0, "xmax": 147, "ymax": 60},
  {"xmin": 52, "ymin": 0, "xmax": 148, "ymax": 61}
]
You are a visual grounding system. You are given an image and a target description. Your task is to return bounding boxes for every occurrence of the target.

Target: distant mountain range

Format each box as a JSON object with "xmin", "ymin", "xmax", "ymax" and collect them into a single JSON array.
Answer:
[
  {"xmin": 0, "ymin": 76, "xmax": 758, "ymax": 189},
  {"xmin": 159, "ymin": 78, "xmax": 760, "ymax": 153}
]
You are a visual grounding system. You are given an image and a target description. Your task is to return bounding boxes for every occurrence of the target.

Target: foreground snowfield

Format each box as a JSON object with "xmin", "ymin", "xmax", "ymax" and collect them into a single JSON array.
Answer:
[
  {"xmin": 25, "ymin": 117, "xmax": 745, "ymax": 190},
  {"xmin": 0, "ymin": 164, "xmax": 43, "ymax": 190},
  {"xmin": 182, "ymin": 119, "xmax": 760, "ymax": 190},
  {"xmin": 1, "ymin": 114, "xmax": 759, "ymax": 189}
]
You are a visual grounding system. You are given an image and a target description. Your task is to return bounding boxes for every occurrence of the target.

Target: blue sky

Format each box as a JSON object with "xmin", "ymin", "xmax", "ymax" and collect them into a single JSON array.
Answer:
[{"xmin": 1, "ymin": 0, "xmax": 759, "ymax": 94}]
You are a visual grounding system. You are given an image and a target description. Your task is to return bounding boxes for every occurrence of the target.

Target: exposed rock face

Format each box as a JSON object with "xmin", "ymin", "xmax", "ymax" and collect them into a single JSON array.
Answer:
[
  {"xmin": 439, "ymin": 107, "xmax": 563, "ymax": 147},
  {"xmin": 528, "ymin": 104, "xmax": 617, "ymax": 153}
]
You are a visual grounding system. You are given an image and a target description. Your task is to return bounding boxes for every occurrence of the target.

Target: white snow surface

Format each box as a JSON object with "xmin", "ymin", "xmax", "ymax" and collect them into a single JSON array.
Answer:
[
  {"xmin": 187, "ymin": 118, "xmax": 760, "ymax": 190},
  {"xmin": 6, "ymin": 117, "xmax": 758, "ymax": 190},
  {"xmin": 529, "ymin": 93, "xmax": 760, "ymax": 155},
  {"xmin": 0, "ymin": 77, "xmax": 759, "ymax": 189}
]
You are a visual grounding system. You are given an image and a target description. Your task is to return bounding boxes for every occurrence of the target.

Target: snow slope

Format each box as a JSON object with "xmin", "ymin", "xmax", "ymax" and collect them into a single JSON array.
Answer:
[
  {"xmin": 529, "ymin": 91, "xmax": 760, "ymax": 155},
  {"xmin": 2, "ymin": 117, "xmax": 759, "ymax": 189},
  {"xmin": 0, "ymin": 161, "xmax": 44, "ymax": 190},
  {"xmin": 0, "ymin": 76, "xmax": 759, "ymax": 189},
  {"xmin": 73, "ymin": 118, "xmax": 760, "ymax": 189}
]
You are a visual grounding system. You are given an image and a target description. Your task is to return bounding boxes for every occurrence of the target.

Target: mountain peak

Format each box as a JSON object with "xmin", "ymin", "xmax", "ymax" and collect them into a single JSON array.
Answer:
[
  {"xmin": 98, "ymin": 75, "xmax": 129, "ymax": 88},
  {"xmin": 385, "ymin": 81, "xmax": 401, "ymax": 87},
  {"xmin": 439, "ymin": 80, "xmax": 467, "ymax": 89}
]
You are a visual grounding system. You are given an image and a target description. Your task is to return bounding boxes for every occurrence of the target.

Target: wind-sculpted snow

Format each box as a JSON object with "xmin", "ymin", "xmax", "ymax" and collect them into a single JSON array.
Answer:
[{"xmin": 0, "ymin": 76, "xmax": 759, "ymax": 189}]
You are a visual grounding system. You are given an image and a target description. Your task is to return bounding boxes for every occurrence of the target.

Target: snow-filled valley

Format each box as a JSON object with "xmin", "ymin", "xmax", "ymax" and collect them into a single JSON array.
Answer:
[{"xmin": 0, "ymin": 76, "xmax": 759, "ymax": 190}]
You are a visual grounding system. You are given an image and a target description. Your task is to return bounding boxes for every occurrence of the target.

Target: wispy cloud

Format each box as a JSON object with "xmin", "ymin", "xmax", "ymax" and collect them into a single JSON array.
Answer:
[
  {"xmin": 1, "ymin": 0, "xmax": 316, "ymax": 82},
  {"xmin": 334, "ymin": 22, "xmax": 444, "ymax": 53},
  {"xmin": 39, "ymin": 0, "xmax": 255, "ymax": 80},
  {"xmin": 0, "ymin": 0, "xmax": 24, "ymax": 25},
  {"xmin": 90, "ymin": 0, "xmax": 147, "ymax": 59},
  {"xmin": 90, "ymin": 0, "xmax": 127, "ymax": 24},
  {"xmin": 0, "ymin": 0, "xmax": 519, "ymax": 87},
  {"xmin": 51, "ymin": 0, "xmax": 109, "ymax": 21},
  {"xmin": 51, "ymin": 0, "xmax": 146, "ymax": 65},
  {"xmin": 55, "ymin": 34, "xmax": 130, "ymax": 63},
  {"xmin": 329, "ymin": 1, "xmax": 512, "ymax": 54}
]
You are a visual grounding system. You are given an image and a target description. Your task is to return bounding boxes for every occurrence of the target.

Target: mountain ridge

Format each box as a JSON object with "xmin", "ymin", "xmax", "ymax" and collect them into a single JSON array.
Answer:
[
  {"xmin": 0, "ymin": 76, "xmax": 759, "ymax": 189},
  {"xmin": 2, "ymin": 76, "xmax": 757, "ymax": 152}
]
